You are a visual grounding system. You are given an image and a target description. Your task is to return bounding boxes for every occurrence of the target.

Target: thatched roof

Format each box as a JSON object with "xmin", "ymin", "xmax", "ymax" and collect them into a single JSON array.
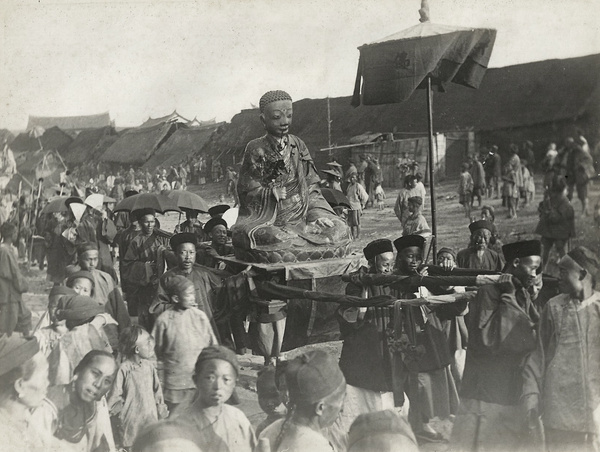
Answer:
[
  {"xmin": 100, "ymin": 122, "xmax": 179, "ymax": 164},
  {"xmin": 142, "ymin": 124, "xmax": 222, "ymax": 169},
  {"xmin": 63, "ymin": 126, "xmax": 119, "ymax": 165},
  {"xmin": 39, "ymin": 126, "xmax": 73, "ymax": 153},
  {"xmin": 205, "ymin": 54, "xmax": 600, "ymax": 157},
  {"xmin": 27, "ymin": 112, "xmax": 111, "ymax": 131},
  {"xmin": 0, "ymin": 129, "xmax": 15, "ymax": 145},
  {"xmin": 10, "ymin": 132, "xmax": 41, "ymax": 153}
]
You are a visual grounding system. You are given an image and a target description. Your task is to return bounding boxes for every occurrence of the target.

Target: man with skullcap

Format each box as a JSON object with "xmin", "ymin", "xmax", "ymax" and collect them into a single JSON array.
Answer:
[
  {"xmin": 392, "ymin": 235, "xmax": 460, "ymax": 442},
  {"xmin": 121, "ymin": 208, "xmax": 172, "ymax": 329},
  {"xmin": 347, "ymin": 410, "xmax": 419, "ymax": 452},
  {"xmin": 152, "ymin": 232, "xmax": 229, "ymax": 338},
  {"xmin": 451, "ymin": 240, "xmax": 542, "ymax": 451},
  {"xmin": 196, "ymin": 217, "xmax": 234, "ymax": 268},
  {"xmin": 522, "ymin": 247, "xmax": 600, "ymax": 451},
  {"xmin": 337, "ymin": 239, "xmax": 396, "ymax": 430},
  {"xmin": 456, "ymin": 220, "xmax": 504, "ymax": 271},
  {"xmin": 232, "ymin": 90, "xmax": 350, "ymax": 263},
  {"xmin": 259, "ymin": 349, "xmax": 346, "ymax": 452}
]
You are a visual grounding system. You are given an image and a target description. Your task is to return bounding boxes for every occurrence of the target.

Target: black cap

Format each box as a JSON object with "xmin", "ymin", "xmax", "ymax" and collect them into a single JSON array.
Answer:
[
  {"xmin": 393, "ymin": 235, "xmax": 425, "ymax": 252},
  {"xmin": 469, "ymin": 220, "xmax": 493, "ymax": 234},
  {"xmin": 204, "ymin": 217, "xmax": 228, "ymax": 234},
  {"xmin": 363, "ymin": 239, "xmax": 393, "ymax": 261},
  {"xmin": 502, "ymin": 240, "xmax": 542, "ymax": 263},
  {"xmin": 208, "ymin": 204, "xmax": 230, "ymax": 218},
  {"xmin": 170, "ymin": 232, "xmax": 197, "ymax": 251}
]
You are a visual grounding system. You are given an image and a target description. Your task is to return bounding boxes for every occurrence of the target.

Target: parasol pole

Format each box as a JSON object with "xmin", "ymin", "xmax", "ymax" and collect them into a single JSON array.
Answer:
[
  {"xmin": 426, "ymin": 76, "xmax": 437, "ymax": 264},
  {"xmin": 29, "ymin": 178, "xmax": 43, "ymax": 263}
]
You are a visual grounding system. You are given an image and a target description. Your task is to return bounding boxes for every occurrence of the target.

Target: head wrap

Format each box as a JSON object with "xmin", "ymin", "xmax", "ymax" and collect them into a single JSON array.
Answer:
[
  {"xmin": 363, "ymin": 239, "xmax": 394, "ymax": 261},
  {"xmin": 407, "ymin": 196, "xmax": 422, "ymax": 206},
  {"xmin": 133, "ymin": 208, "xmax": 156, "ymax": 221},
  {"xmin": 77, "ymin": 242, "xmax": 98, "ymax": 257},
  {"xmin": 469, "ymin": 219, "xmax": 493, "ymax": 234},
  {"xmin": 195, "ymin": 345, "xmax": 240, "ymax": 376},
  {"xmin": 285, "ymin": 349, "xmax": 345, "ymax": 405},
  {"xmin": 259, "ymin": 90, "xmax": 292, "ymax": 113},
  {"xmin": 567, "ymin": 247, "xmax": 600, "ymax": 281},
  {"xmin": 393, "ymin": 235, "xmax": 425, "ymax": 252},
  {"xmin": 502, "ymin": 240, "xmax": 542, "ymax": 263},
  {"xmin": 0, "ymin": 335, "xmax": 39, "ymax": 377},
  {"xmin": 132, "ymin": 421, "xmax": 204, "ymax": 452},
  {"xmin": 348, "ymin": 410, "xmax": 418, "ymax": 452},
  {"xmin": 164, "ymin": 274, "xmax": 195, "ymax": 297},
  {"xmin": 208, "ymin": 204, "xmax": 230, "ymax": 218},
  {"xmin": 56, "ymin": 294, "xmax": 104, "ymax": 329},
  {"xmin": 170, "ymin": 232, "xmax": 198, "ymax": 251},
  {"xmin": 437, "ymin": 247, "xmax": 456, "ymax": 260},
  {"xmin": 66, "ymin": 270, "xmax": 95, "ymax": 288},
  {"xmin": 204, "ymin": 217, "xmax": 228, "ymax": 234}
]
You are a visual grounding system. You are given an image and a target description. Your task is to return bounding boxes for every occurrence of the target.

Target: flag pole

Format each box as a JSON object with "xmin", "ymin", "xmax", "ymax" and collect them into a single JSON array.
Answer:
[{"xmin": 426, "ymin": 76, "xmax": 437, "ymax": 264}]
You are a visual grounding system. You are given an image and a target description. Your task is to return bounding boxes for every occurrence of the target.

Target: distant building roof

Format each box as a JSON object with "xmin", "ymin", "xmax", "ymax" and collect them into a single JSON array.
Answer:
[
  {"xmin": 27, "ymin": 113, "xmax": 111, "ymax": 131},
  {"xmin": 139, "ymin": 111, "xmax": 190, "ymax": 129},
  {"xmin": 63, "ymin": 126, "xmax": 119, "ymax": 165},
  {"xmin": 188, "ymin": 117, "xmax": 216, "ymax": 127}
]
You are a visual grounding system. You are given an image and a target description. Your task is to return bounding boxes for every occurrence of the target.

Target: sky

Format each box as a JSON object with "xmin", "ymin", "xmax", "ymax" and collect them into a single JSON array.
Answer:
[{"xmin": 0, "ymin": 0, "xmax": 599, "ymax": 130}]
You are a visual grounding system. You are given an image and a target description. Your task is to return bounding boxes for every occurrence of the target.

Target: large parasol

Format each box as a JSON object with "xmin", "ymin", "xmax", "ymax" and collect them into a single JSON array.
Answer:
[
  {"xmin": 166, "ymin": 190, "xmax": 209, "ymax": 213},
  {"xmin": 113, "ymin": 192, "xmax": 181, "ymax": 214},
  {"xmin": 351, "ymin": 0, "xmax": 496, "ymax": 261}
]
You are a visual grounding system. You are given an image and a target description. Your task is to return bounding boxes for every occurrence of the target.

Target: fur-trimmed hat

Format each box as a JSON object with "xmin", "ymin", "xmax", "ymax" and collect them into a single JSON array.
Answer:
[
  {"xmin": 393, "ymin": 235, "xmax": 425, "ymax": 252},
  {"xmin": 363, "ymin": 239, "xmax": 394, "ymax": 261}
]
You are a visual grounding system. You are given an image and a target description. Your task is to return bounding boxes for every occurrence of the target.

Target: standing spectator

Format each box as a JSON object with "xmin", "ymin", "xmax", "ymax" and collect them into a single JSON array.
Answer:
[
  {"xmin": 522, "ymin": 247, "xmax": 600, "ymax": 452},
  {"xmin": 357, "ymin": 155, "xmax": 368, "ymax": 187},
  {"xmin": 152, "ymin": 276, "xmax": 217, "ymax": 413},
  {"xmin": 0, "ymin": 222, "xmax": 31, "ymax": 335},
  {"xmin": 345, "ymin": 173, "xmax": 368, "ymax": 240},
  {"xmin": 508, "ymin": 144, "xmax": 524, "ymax": 209},
  {"xmin": 565, "ymin": 136, "xmax": 595, "ymax": 216},
  {"xmin": 394, "ymin": 175, "xmax": 420, "ymax": 226},
  {"xmin": 470, "ymin": 156, "xmax": 486, "ymax": 208},
  {"xmin": 458, "ymin": 162, "xmax": 474, "ymax": 218},
  {"xmin": 110, "ymin": 177, "xmax": 124, "ymax": 204},
  {"xmin": 374, "ymin": 182, "xmax": 386, "ymax": 210},
  {"xmin": 502, "ymin": 161, "xmax": 518, "ymax": 219},
  {"xmin": 521, "ymin": 140, "xmax": 536, "ymax": 173},
  {"xmin": 402, "ymin": 196, "xmax": 431, "ymax": 237},
  {"xmin": 108, "ymin": 326, "xmax": 168, "ymax": 450},
  {"xmin": 484, "ymin": 146, "xmax": 502, "ymax": 198},
  {"xmin": 414, "ymin": 172, "xmax": 427, "ymax": 210},
  {"xmin": 535, "ymin": 176, "xmax": 575, "ymax": 270}
]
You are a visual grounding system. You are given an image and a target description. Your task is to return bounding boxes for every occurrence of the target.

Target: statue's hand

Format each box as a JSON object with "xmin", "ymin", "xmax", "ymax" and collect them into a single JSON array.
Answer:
[
  {"xmin": 274, "ymin": 186, "xmax": 287, "ymax": 201},
  {"xmin": 316, "ymin": 218, "xmax": 334, "ymax": 228}
]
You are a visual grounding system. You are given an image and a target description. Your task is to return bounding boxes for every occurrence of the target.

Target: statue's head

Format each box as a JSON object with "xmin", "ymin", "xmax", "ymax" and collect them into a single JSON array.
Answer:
[{"xmin": 259, "ymin": 90, "xmax": 293, "ymax": 139}]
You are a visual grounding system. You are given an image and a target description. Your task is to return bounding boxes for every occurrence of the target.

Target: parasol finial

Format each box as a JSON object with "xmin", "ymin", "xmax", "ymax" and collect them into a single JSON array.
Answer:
[{"xmin": 419, "ymin": 0, "xmax": 430, "ymax": 23}]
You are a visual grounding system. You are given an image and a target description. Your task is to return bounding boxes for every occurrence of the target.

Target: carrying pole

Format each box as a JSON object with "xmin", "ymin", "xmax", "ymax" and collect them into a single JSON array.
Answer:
[
  {"xmin": 426, "ymin": 76, "xmax": 437, "ymax": 264},
  {"xmin": 29, "ymin": 178, "xmax": 43, "ymax": 262}
]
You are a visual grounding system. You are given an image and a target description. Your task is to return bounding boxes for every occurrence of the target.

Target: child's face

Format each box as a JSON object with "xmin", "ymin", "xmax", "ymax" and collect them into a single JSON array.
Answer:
[
  {"xmin": 79, "ymin": 250, "xmax": 99, "ymax": 271},
  {"xmin": 174, "ymin": 285, "xmax": 197, "ymax": 309},
  {"xmin": 408, "ymin": 201, "xmax": 418, "ymax": 213},
  {"xmin": 558, "ymin": 256, "xmax": 584, "ymax": 296},
  {"xmin": 196, "ymin": 359, "xmax": 237, "ymax": 407},
  {"xmin": 71, "ymin": 278, "xmax": 93, "ymax": 297},
  {"xmin": 135, "ymin": 329, "xmax": 156, "ymax": 360}
]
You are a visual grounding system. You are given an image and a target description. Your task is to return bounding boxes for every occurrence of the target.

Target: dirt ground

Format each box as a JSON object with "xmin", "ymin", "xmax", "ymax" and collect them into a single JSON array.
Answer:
[{"xmin": 21, "ymin": 174, "xmax": 600, "ymax": 448}]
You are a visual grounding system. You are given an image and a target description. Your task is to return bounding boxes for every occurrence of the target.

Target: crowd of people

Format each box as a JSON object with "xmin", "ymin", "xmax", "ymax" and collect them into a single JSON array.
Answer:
[{"xmin": 0, "ymin": 90, "xmax": 599, "ymax": 452}]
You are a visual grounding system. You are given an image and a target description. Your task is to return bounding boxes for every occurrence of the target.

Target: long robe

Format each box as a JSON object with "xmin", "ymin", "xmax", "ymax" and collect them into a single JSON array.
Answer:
[
  {"xmin": 522, "ymin": 291, "xmax": 600, "ymax": 446},
  {"xmin": 0, "ymin": 243, "xmax": 31, "ymax": 335},
  {"xmin": 451, "ymin": 282, "xmax": 538, "ymax": 451},
  {"xmin": 456, "ymin": 248, "xmax": 504, "ymax": 272},
  {"xmin": 233, "ymin": 133, "xmax": 349, "ymax": 254},
  {"xmin": 108, "ymin": 359, "xmax": 165, "ymax": 447}
]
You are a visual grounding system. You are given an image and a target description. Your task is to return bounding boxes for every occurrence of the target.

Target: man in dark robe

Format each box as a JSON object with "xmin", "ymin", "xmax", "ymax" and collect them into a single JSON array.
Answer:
[
  {"xmin": 151, "ymin": 232, "xmax": 229, "ymax": 339},
  {"xmin": 456, "ymin": 220, "xmax": 504, "ymax": 271},
  {"xmin": 196, "ymin": 218, "xmax": 234, "ymax": 268},
  {"xmin": 121, "ymin": 208, "xmax": 171, "ymax": 329},
  {"xmin": 451, "ymin": 240, "xmax": 542, "ymax": 451}
]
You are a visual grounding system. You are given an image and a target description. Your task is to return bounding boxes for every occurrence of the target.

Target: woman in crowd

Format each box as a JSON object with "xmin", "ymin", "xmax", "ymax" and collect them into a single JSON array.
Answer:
[{"xmin": 0, "ymin": 335, "xmax": 50, "ymax": 452}]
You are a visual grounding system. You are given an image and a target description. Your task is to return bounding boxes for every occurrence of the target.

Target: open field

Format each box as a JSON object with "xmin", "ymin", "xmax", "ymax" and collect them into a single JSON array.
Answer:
[{"xmin": 21, "ymin": 174, "xmax": 600, "ymax": 447}]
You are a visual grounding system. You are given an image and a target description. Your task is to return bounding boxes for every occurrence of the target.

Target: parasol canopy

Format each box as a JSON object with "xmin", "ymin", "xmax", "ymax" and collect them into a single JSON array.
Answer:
[
  {"xmin": 351, "ymin": 16, "xmax": 496, "ymax": 106},
  {"xmin": 41, "ymin": 196, "xmax": 70, "ymax": 214},
  {"xmin": 320, "ymin": 188, "xmax": 352, "ymax": 209},
  {"xmin": 166, "ymin": 190, "xmax": 209, "ymax": 213},
  {"xmin": 113, "ymin": 192, "xmax": 181, "ymax": 214}
]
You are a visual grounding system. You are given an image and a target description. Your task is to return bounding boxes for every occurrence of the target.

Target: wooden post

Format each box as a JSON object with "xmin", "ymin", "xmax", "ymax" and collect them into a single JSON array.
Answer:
[{"xmin": 426, "ymin": 77, "xmax": 437, "ymax": 264}]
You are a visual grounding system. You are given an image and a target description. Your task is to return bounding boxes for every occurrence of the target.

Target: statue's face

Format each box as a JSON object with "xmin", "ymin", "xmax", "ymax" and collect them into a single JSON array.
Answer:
[{"xmin": 261, "ymin": 100, "xmax": 293, "ymax": 138}]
